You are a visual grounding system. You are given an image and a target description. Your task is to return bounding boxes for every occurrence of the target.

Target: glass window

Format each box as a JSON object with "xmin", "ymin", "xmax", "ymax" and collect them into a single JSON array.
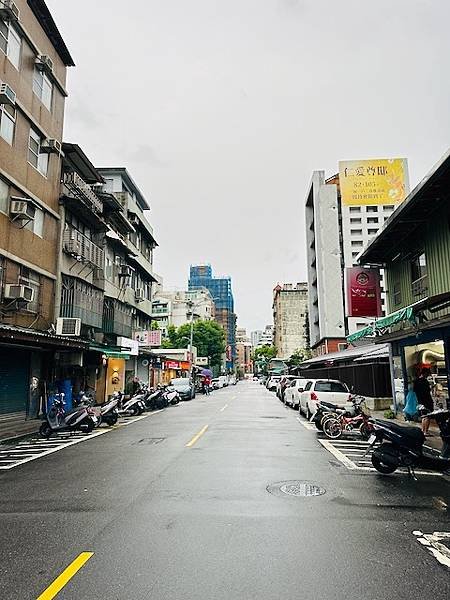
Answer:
[
  {"xmin": 367, "ymin": 217, "xmax": 379, "ymax": 223},
  {"xmin": 351, "ymin": 240, "xmax": 363, "ymax": 247},
  {"xmin": 315, "ymin": 381, "xmax": 348, "ymax": 393},
  {"xmin": 383, "ymin": 205, "xmax": 395, "ymax": 211},
  {"xmin": 0, "ymin": 104, "xmax": 15, "ymax": 145},
  {"xmin": 366, "ymin": 206, "xmax": 378, "ymax": 213},
  {"xmin": 349, "ymin": 206, "xmax": 361, "ymax": 213},
  {"xmin": 304, "ymin": 381, "xmax": 313, "ymax": 391},
  {"xmin": 393, "ymin": 282, "xmax": 402, "ymax": 305},
  {"xmin": 0, "ymin": 20, "xmax": 21, "ymax": 68},
  {"xmin": 368, "ymin": 228, "xmax": 378, "ymax": 235},
  {"xmin": 350, "ymin": 217, "xmax": 362, "ymax": 224},
  {"xmin": 351, "ymin": 229, "xmax": 362, "ymax": 235},
  {"xmin": 28, "ymin": 129, "xmax": 48, "ymax": 176},
  {"xmin": 19, "ymin": 266, "xmax": 40, "ymax": 312},
  {"xmin": 411, "ymin": 253, "xmax": 427, "ymax": 283},
  {"xmin": 33, "ymin": 68, "xmax": 53, "ymax": 111},
  {"xmin": 25, "ymin": 206, "xmax": 44, "ymax": 237},
  {"xmin": 0, "ymin": 177, "xmax": 8, "ymax": 213}
]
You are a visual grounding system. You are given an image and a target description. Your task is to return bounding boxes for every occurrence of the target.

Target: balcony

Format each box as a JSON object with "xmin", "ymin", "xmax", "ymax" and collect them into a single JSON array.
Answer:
[
  {"xmin": 63, "ymin": 226, "xmax": 104, "ymax": 269},
  {"xmin": 63, "ymin": 172, "xmax": 103, "ymax": 215}
]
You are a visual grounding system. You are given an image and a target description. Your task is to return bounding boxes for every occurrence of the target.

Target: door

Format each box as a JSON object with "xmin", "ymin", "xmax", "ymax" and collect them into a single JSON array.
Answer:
[{"xmin": 0, "ymin": 348, "xmax": 30, "ymax": 416}]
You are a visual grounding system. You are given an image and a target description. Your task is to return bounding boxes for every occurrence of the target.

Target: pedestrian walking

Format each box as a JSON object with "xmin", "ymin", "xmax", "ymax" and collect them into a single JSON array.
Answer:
[{"xmin": 413, "ymin": 368, "xmax": 434, "ymax": 435}]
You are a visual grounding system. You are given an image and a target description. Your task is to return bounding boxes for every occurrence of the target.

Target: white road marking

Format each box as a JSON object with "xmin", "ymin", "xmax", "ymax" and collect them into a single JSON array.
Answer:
[
  {"xmin": 318, "ymin": 439, "xmax": 358, "ymax": 469},
  {"xmin": 0, "ymin": 411, "xmax": 165, "ymax": 471},
  {"xmin": 413, "ymin": 531, "xmax": 450, "ymax": 568},
  {"xmin": 296, "ymin": 417, "xmax": 316, "ymax": 431},
  {"xmin": 220, "ymin": 404, "xmax": 228, "ymax": 412}
]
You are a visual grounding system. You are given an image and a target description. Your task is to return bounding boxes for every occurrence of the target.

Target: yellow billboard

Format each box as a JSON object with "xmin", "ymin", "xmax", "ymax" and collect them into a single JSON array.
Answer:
[{"xmin": 338, "ymin": 158, "xmax": 408, "ymax": 206}]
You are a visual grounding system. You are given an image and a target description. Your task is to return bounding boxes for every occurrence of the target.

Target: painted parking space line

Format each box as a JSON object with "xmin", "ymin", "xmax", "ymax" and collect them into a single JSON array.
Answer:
[
  {"xmin": 37, "ymin": 552, "xmax": 94, "ymax": 600},
  {"xmin": 0, "ymin": 411, "xmax": 165, "ymax": 471},
  {"xmin": 318, "ymin": 439, "xmax": 358, "ymax": 469},
  {"xmin": 186, "ymin": 425, "xmax": 209, "ymax": 448},
  {"xmin": 296, "ymin": 416, "xmax": 317, "ymax": 431}
]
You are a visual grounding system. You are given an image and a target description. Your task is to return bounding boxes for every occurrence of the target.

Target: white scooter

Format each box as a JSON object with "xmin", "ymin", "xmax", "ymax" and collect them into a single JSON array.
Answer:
[{"xmin": 39, "ymin": 394, "xmax": 97, "ymax": 438}]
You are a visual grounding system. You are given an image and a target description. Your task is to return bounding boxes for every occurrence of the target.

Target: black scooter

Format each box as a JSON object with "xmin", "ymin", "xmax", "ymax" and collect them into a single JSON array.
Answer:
[{"xmin": 366, "ymin": 409, "xmax": 450, "ymax": 479}]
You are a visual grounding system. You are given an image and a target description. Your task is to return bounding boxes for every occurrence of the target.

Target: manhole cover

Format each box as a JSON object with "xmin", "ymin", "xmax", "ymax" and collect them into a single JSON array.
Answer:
[
  {"xmin": 267, "ymin": 480, "xmax": 326, "ymax": 498},
  {"xmin": 133, "ymin": 438, "xmax": 166, "ymax": 445}
]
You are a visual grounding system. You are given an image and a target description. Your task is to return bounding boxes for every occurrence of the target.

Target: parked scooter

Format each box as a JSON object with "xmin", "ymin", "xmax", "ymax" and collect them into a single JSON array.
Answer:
[
  {"xmin": 118, "ymin": 390, "xmax": 146, "ymax": 416},
  {"xmin": 39, "ymin": 394, "xmax": 97, "ymax": 438},
  {"xmin": 366, "ymin": 409, "xmax": 450, "ymax": 478},
  {"xmin": 312, "ymin": 395, "xmax": 364, "ymax": 432},
  {"xmin": 98, "ymin": 392, "xmax": 120, "ymax": 426},
  {"xmin": 144, "ymin": 385, "xmax": 180, "ymax": 411}
]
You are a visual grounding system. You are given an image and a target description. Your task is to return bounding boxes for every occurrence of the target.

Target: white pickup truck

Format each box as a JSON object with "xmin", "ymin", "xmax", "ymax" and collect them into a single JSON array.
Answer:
[{"xmin": 299, "ymin": 379, "xmax": 351, "ymax": 419}]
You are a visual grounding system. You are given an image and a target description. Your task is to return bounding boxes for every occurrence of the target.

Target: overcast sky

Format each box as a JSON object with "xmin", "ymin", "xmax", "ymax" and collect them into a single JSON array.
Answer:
[{"xmin": 47, "ymin": 0, "xmax": 450, "ymax": 333}]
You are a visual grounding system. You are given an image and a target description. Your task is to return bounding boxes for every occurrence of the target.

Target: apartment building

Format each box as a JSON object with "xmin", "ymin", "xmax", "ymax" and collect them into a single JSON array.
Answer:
[
  {"xmin": 236, "ymin": 327, "xmax": 252, "ymax": 375},
  {"xmin": 273, "ymin": 283, "xmax": 309, "ymax": 359},
  {"xmin": 151, "ymin": 286, "xmax": 215, "ymax": 335},
  {"xmin": 0, "ymin": 1, "xmax": 76, "ymax": 420}
]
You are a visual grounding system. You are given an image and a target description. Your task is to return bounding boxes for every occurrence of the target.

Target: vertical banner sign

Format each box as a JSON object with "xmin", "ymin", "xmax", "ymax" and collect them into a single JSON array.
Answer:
[
  {"xmin": 338, "ymin": 158, "xmax": 408, "ymax": 205},
  {"xmin": 134, "ymin": 330, "xmax": 162, "ymax": 347},
  {"xmin": 346, "ymin": 267, "xmax": 382, "ymax": 317}
]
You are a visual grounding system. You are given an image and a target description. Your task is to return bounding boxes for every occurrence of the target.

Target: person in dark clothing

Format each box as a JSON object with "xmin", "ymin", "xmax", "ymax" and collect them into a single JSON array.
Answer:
[{"xmin": 413, "ymin": 368, "xmax": 434, "ymax": 435}]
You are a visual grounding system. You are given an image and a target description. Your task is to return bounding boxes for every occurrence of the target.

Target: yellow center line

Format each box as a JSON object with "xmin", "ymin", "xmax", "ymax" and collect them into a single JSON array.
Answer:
[
  {"xmin": 220, "ymin": 404, "xmax": 228, "ymax": 412},
  {"xmin": 186, "ymin": 425, "xmax": 209, "ymax": 447},
  {"xmin": 36, "ymin": 552, "xmax": 94, "ymax": 600}
]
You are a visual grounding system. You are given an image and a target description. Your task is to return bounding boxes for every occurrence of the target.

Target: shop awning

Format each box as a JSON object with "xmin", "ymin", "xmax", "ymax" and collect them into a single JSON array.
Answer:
[
  {"xmin": 88, "ymin": 343, "xmax": 130, "ymax": 359},
  {"xmin": 0, "ymin": 324, "xmax": 88, "ymax": 349},
  {"xmin": 347, "ymin": 306, "xmax": 416, "ymax": 344}
]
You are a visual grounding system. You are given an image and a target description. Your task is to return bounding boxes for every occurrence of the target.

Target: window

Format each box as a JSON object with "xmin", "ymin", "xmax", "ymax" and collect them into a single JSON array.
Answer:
[
  {"xmin": 315, "ymin": 381, "xmax": 348, "ymax": 393},
  {"xmin": 368, "ymin": 228, "xmax": 378, "ymax": 235},
  {"xmin": 25, "ymin": 206, "xmax": 44, "ymax": 237},
  {"xmin": 304, "ymin": 381, "xmax": 313, "ymax": 391},
  {"xmin": 0, "ymin": 104, "xmax": 15, "ymax": 145},
  {"xmin": 19, "ymin": 266, "xmax": 40, "ymax": 312},
  {"xmin": 351, "ymin": 229, "xmax": 363, "ymax": 235},
  {"xmin": 28, "ymin": 129, "xmax": 49, "ymax": 176},
  {"xmin": 366, "ymin": 206, "xmax": 378, "ymax": 213},
  {"xmin": 411, "ymin": 253, "xmax": 428, "ymax": 297},
  {"xmin": 350, "ymin": 217, "xmax": 362, "ymax": 224},
  {"xmin": 351, "ymin": 240, "xmax": 363, "ymax": 247},
  {"xmin": 33, "ymin": 68, "xmax": 53, "ymax": 111},
  {"xmin": 383, "ymin": 205, "xmax": 395, "ymax": 212},
  {"xmin": 367, "ymin": 217, "xmax": 379, "ymax": 224},
  {"xmin": 393, "ymin": 282, "xmax": 402, "ymax": 306},
  {"xmin": 0, "ymin": 20, "xmax": 21, "ymax": 69},
  {"xmin": 349, "ymin": 206, "xmax": 361, "ymax": 213},
  {"xmin": 0, "ymin": 177, "xmax": 8, "ymax": 213}
]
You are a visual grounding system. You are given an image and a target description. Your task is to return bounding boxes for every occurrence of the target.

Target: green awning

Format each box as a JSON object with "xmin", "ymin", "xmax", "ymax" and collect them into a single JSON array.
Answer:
[
  {"xmin": 347, "ymin": 326, "xmax": 374, "ymax": 344},
  {"xmin": 347, "ymin": 305, "xmax": 416, "ymax": 343},
  {"xmin": 89, "ymin": 344, "xmax": 130, "ymax": 359}
]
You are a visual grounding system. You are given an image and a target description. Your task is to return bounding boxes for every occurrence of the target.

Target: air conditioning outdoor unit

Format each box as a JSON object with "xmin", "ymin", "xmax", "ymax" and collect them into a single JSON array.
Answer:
[
  {"xmin": 10, "ymin": 198, "xmax": 36, "ymax": 220},
  {"xmin": 0, "ymin": 82, "xmax": 16, "ymax": 106},
  {"xmin": 4, "ymin": 284, "xmax": 35, "ymax": 303},
  {"xmin": 56, "ymin": 317, "xmax": 82, "ymax": 337},
  {"xmin": 0, "ymin": 1, "xmax": 20, "ymax": 22},
  {"xmin": 119, "ymin": 264, "xmax": 133, "ymax": 278},
  {"xmin": 41, "ymin": 138, "xmax": 62, "ymax": 155},
  {"xmin": 36, "ymin": 55, "xmax": 53, "ymax": 74},
  {"xmin": 135, "ymin": 288, "xmax": 145, "ymax": 302}
]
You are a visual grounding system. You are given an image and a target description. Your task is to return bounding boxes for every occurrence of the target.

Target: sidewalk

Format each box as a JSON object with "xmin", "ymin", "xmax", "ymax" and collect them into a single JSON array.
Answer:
[
  {"xmin": 370, "ymin": 409, "xmax": 443, "ymax": 453},
  {"xmin": 0, "ymin": 417, "xmax": 40, "ymax": 444}
]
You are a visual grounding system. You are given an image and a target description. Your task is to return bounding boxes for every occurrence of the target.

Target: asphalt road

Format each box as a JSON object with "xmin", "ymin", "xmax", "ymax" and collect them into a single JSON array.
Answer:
[{"xmin": 1, "ymin": 381, "xmax": 449, "ymax": 599}]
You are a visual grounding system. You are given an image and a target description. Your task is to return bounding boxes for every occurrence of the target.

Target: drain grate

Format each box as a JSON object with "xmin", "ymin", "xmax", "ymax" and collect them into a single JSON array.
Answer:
[
  {"xmin": 267, "ymin": 480, "xmax": 326, "ymax": 498},
  {"xmin": 134, "ymin": 437, "xmax": 166, "ymax": 445}
]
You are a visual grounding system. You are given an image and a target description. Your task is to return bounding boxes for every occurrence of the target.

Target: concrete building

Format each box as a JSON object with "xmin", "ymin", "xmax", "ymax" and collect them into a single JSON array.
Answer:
[
  {"xmin": 0, "ymin": 1, "xmax": 77, "ymax": 421},
  {"xmin": 250, "ymin": 330, "xmax": 262, "ymax": 347},
  {"xmin": 151, "ymin": 286, "xmax": 215, "ymax": 335},
  {"xmin": 305, "ymin": 169, "xmax": 402, "ymax": 355},
  {"xmin": 273, "ymin": 283, "xmax": 309, "ymax": 359},
  {"xmin": 252, "ymin": 325, "xmax": 273, "ymax": 347},
  {"xmin": 236, "ymin": 327, "xmax": 252, "ymax": 375}
]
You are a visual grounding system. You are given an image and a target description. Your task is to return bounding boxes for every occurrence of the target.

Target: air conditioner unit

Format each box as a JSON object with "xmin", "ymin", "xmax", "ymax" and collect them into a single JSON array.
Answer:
[
  {"xmin": 36, "ymin": 55, "xmax": 53, "ymax": 74},
  {"xmin": 0, "ymin": 82, "xmax": 16, "ymax": 106},
  {"xmin": 4, "ymin": 284, "xmax": 35, "ymax": 303},
  {"xmin": 41, "ymin": 138, "xmax": 62, "ymax": 155},
  {"xmin": 56, "ymin": 317, "xmax": 82, "ymax": 337},
  {"xmin": 119, "ymin": 264, "xmax": 133, "ymax": 278},
  {"xmin": 10, "ymin": 198, "xmax": 36, "ymax": 220},
  {"xmin": 0, "ymin": 1, "xmax": 20, "ymax": 22},
  {"xmin": 135, "ymin": 288, "xmax": 145, "ymax": 302}
]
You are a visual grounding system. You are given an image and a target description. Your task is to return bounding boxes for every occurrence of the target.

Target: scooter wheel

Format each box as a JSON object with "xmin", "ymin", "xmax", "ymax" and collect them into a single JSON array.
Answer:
[
  {"xmin": 80, "ymin": 418, "xmax": 94, "ymax": 434},
  {"xmin": 39, "ymin": 422, "xmax": 52, "ymax": 439},
  {"xmin": 323, "ymin": 418, "xmax": 343, "ymax": 439},
  {"xmin": 371, "ymin": 455, "xmax": 397, "ymax": 474},
  {"xmin": 130, "ymin": 405, "xmax": 140, "ymax": 416},
  {"xmin": 109, "ymin": 413, "xmax": 118, "ymax": 426}
]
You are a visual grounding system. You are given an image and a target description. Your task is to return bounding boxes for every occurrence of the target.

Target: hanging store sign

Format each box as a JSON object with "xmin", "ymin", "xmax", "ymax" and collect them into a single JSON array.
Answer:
[
  {"xmin": 346, "ymin": 267, "xmax": 382, "ymax": 318},
  {"xmin": 339, "ymin": 158, "xmax": 408, "ymax": 206},
  {"xmin": 117, "ymin": 337, "xmax": 139, "ymax": 356},
  {"xmin": 165, "ymin": 360, "xmax": 180, "ymax": 370},
  {"xmin": 134, "ymin": 330, "xmax": 162, "ymax": 347}
]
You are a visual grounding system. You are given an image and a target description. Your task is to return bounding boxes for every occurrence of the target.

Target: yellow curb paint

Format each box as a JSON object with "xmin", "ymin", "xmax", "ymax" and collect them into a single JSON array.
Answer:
[
  {"xmin": 36, "ymin": 552, "xmax": 94, "ymax": 600},
  {"xmin": 186, "ymin": 425, "xmax": 209, "ymax": 447}
]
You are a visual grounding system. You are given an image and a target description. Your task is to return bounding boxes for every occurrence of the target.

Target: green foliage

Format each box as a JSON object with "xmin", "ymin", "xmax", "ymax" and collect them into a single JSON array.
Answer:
[
  {"xmin": 162, "ymin": 320, "xmax": 226, "ymax": 369},
  {"xmin": 151, "ymin": 321, "xmax": 160, "ymax": 330},
  {"xmin": 286, "ymin": 347, "xmax": 312, "ymax": 367},
  {"xmin": 252, "ymin": 345, "xmax": 277, "ymax": 374},
  {"xmin": 384, "ymin": 409, "xmax": 396, "ymax": 419}
]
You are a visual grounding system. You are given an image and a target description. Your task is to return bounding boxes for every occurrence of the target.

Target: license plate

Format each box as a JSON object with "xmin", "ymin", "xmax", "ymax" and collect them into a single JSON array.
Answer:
[{"xmin": 368, "ymin": 434, "xmax": 376, "ymax": 445}]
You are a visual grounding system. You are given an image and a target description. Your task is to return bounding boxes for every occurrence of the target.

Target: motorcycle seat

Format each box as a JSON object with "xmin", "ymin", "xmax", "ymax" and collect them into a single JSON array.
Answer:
[{"xmin": 376, "ymin": 419, "xmax": 425, "ymax": 447}]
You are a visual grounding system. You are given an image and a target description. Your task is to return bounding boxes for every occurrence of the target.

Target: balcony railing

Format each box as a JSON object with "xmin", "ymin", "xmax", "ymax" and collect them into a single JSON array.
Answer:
[
  {"xmin": 63, "ymin": 171, "xmax": 103, "ymax": 214},
  {"xmin": 412, "ymin": 274, "xmax": 428, "ymax": 298},
  {"xmin": 63, "ymin": 226, "xmax": 104, "ymax": 269}
]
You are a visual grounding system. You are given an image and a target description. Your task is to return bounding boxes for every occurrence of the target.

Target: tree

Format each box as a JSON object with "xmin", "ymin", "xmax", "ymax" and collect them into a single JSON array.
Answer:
[
  {"xmin": 252, "ymin": 345, "xmax": 277, "ymax": 375},
  {"xmin": 162, "ymin": 320, "xmax": 226, "ymax": 370},
  {"xmin": 286, "ymin": 347, "xmax": 312, "ymax": 368}
]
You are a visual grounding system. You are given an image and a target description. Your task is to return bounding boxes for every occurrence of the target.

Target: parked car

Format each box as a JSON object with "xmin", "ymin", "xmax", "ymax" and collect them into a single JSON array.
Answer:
[
  {"xmin": 299, "ymin": 379, "xmax": 351, "ymax": 419},
  {"xmin": 276, "ymin": 376, "xmax": 301, "ymax": 401},
  {"xmin": 266, "ymin": 376, "xmax": 282, "ymax": 392},
  {"xmin": 284, "ymin": 378, "xmax": 309, "ymax": 409},
  {"xmin": 170, "ymin": 377, "xmax": 196, "ymax": 400},
  {"xmin": 211, "ymin": 378, "xmax": 220, "ymax": 390}
]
